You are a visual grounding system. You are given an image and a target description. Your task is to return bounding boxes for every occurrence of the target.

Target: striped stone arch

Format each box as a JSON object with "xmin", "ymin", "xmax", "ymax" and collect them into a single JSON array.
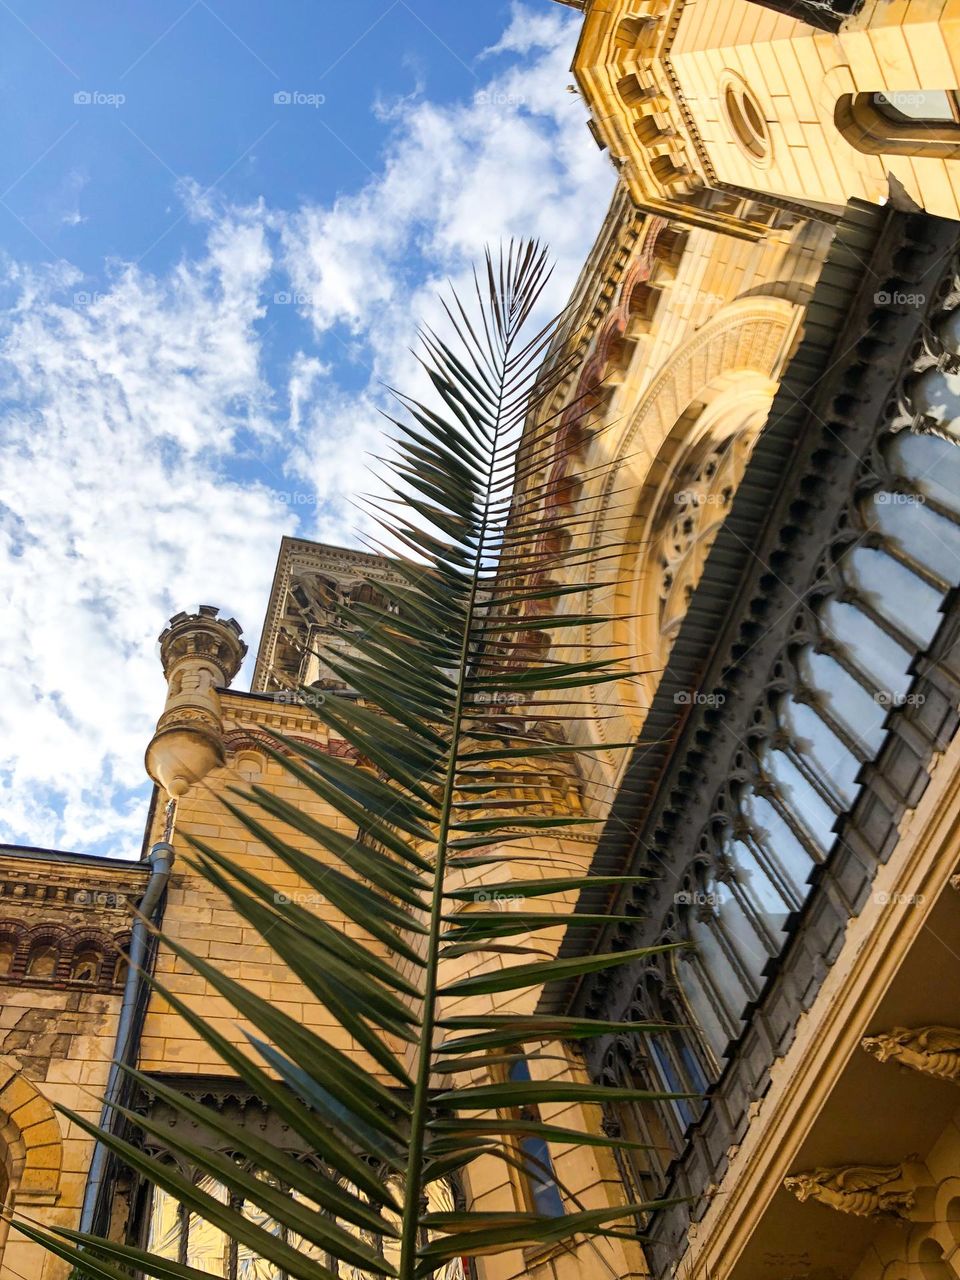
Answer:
[
  {"xmin": 572, "ymin": 297, "xmax": 803, "ymax": 773},
  {"xmin": 0, "ymin": 1061, "xmax": 62, "ymax": 1204}
]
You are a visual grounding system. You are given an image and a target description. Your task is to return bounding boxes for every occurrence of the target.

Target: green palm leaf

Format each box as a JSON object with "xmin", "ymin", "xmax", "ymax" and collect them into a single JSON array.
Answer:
[{"xmin": 36, "ymin": 242, "xmax": 691, "ymax": 1280}]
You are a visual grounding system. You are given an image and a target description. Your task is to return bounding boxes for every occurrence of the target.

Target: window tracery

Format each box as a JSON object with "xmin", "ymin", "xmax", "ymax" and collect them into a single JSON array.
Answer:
[
  {"xmin": 642, "ymin": 399, "xmax": 769, "ymax": 665},
  {"xmin": 144, "ymin": 1154, "xmax": 469, "ymax": 1280},
  {"xmin": 605, "ymin": 398, "xmax": 960, "ymax": 1167}
]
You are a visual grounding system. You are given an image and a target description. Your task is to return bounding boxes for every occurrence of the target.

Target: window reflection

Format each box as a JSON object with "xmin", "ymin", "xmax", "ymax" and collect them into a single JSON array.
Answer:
[
  {"xmin": 779, "ymin": 699, "xmax": 861, "ymax": 809},
  {"xmin": 866, "ymin": 490, "xmax": 960, "ymax": 586},
  {"xmin": 796, "ymin": 647, "xmax": 885, "ymax": 754},
  {"xmin": 147, "ymin": 1167, "xmax": 467, "ymax": 1280},
  {"xmin": 819, "ymin": 600, "xmax": 911, "ymax": 704},
  {"xmin": 841, "ymin": 545, "xmax": 942, "ymax": 648},
  {"xmin": 888, "ymin": 432, "xmax": 960, "ymax": 517},
  {"xmin": 609, "ymin": 410, "xmax": 960, "ymax": 1196},
  {"xmin": 740, "ymin": 790, "xmax": 815, "ymax": 901},
  {"xmin": 760, "ymin": 747, "xmax": 837, "ymax": 853}
]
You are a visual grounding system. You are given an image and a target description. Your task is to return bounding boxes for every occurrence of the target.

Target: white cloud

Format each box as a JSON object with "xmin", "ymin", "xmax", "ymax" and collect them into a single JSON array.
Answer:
[
  {"xmin": 0, "ymin": 211, "xmax": 294, "ymax": 854},
  {"xmin": 0, "ymin": 2, "xmax": 611, "ymax": 856}
]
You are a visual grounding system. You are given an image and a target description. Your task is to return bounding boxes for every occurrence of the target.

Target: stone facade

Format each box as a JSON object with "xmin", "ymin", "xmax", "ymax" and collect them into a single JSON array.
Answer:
[
  {"xmin": 0, "ymin": 852, "xmax": 147, "ymax": 1280},
  {"xmin": 3, "ymin": 3, "xmax": 960, "ymax": 1278}
]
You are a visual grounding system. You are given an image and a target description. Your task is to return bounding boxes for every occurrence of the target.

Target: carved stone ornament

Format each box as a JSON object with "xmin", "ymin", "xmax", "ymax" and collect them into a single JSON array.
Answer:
[
  {"xmin": 862, "ymin": 1026, "xmax": 960, "ymax": 1084},
  {"xmin": 783, "ymin": 1162, "xmax": 916, "ymax": 1219}
]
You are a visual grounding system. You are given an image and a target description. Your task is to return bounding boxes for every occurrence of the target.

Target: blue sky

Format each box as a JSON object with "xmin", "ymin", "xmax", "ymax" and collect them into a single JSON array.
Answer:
[{"xmin": 0, "ymin": 1, "xmax": 613, "ymax": 857}]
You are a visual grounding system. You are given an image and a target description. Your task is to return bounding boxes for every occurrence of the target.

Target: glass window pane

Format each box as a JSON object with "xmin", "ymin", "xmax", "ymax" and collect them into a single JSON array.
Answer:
[
  {"xmin": 866, "ymin": 487, "xmax": 960, "ymax": 586},
  {"xmin": 876, "ymin": 89, "xmax": 958, "ymax": 122},
  {"xmin": 887, "ymin": 430, "xmax": 960, "ymax": 517},
  {"xmin": 239, "ymin": 1180, "xmax": 284, "ymax": 1280},
  {"xmin": 186, "ymin": 1177, "xmax": 229, "ymax": 1277},
  {"xmin": 779, "ymin": 698, "xmax": 861, "ymax": 808},
  {"xmin": 148, "ymin": 1187, "xmax": 183, "ymax": 1262},
  {"xmin": 334, "ymin": 1180, "xmax": 391, "ymax": 1280},
  {"xmin": 728, "ymin": 835, "xmax": 794, "ymax": 939},
  {"xmin": 796, "ymin": 646, "xmax": 886, "ymax": 755},
  {"xmin": 910, "ymin": 367, "xmax": 960, "ymax": 440},
  {"xmin": 651, "ymin": 1039, "xmax": 697, "ymax": 1129},
  {"xmin": 819, "ymin": 599, "xmax": 913, "ymax": 702},
  {"xmin": 840, "ymin": 545, "xmax": 942, "ymax": 648},
  {"xmin": 427, "ymin": 1182, "xmax": 468, "ymax": 1280},
  {"xmin": 674, "ymin": 951, "xmax": 729, "ymax": 1061},
  {"xmin": 740, "ymin": 790, "xmax": 815, "ymax": 899},
  {"xmin": 759, "ymin": 746, "xmax": 837, "ymax": 853},
  {"xmin": 689, "ymin": 915, "xmax": 748, "ymax": 1024},
  {"xmin": 677, "ymin": 1038, "xmax": 709, "ymax": 1094},
  {"xmin": 713, "ymin": 881, "xmax": 771, "ymax": 983},
  {"xmin": 520, "ymin": 1137, "xmax": 565, "ymax": 1218}
]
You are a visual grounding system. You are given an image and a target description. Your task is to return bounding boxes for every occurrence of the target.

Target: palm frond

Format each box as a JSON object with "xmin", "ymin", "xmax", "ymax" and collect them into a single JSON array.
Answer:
[{"xmin": 37, "ymin": 241, "xmax": 687, "ymax": 1280}]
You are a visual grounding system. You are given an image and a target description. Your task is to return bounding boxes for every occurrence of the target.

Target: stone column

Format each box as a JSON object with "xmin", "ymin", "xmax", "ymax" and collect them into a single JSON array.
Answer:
[{"xmin": 145, "ymin": 606, "xmax": 247, "ymax": 798}]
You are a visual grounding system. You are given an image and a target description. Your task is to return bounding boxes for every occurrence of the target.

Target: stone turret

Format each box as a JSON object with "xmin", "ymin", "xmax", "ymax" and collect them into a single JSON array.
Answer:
[{"xmin": 145, "ymin": 606, "xmax": 247, "ymax": 798}]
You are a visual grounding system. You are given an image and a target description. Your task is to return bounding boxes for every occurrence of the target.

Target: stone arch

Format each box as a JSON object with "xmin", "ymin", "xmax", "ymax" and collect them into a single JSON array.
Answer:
[
  {"xmin": 633, "ymin": 382, "xmax": 772, "ymax": 663},
  {"xmin": 575, "ymin": 297, "xmax": 801, "ymax": 772},
  {"xmin": 64, "ymin": 927, "xmax": 120, "ymax": 988},
  {"xmin": 0, "ymin": 1062, "xmax": 62, "ymax": 1210},
  {"xmin": 0, "ymin": 924, "xmax": 23, "ymax": 978},
  {"xmin": 18, "ymin": 926, "xmax": 68, "ymax": 981}
]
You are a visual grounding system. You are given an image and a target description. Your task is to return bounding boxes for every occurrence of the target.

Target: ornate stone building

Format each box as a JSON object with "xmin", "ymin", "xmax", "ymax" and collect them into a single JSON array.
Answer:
[{"xmin": 4, "ymin": 2, "xmax": 960, "ymax": 1278}]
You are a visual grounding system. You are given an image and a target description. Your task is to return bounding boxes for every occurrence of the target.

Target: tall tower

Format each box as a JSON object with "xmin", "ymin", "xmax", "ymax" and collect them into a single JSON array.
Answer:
[{"xmin": 144, "ymin": 607, "xmax": 247, "ymax": 798}]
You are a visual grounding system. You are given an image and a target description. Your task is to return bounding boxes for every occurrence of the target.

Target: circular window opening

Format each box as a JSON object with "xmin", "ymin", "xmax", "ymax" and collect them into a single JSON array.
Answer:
[{"xmin": 721, "ymin": 77, "xmax": 771, "ymax": 165}]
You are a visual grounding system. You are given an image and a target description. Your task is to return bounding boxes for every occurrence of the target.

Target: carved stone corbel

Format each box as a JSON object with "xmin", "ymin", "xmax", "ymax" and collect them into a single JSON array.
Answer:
[
  {"xmin": 783, "ymin": 1162, "xmax": 919, "ymax": 1219},
  {"xmin": 861, "ymin": 1027, "xmax": 960, "ymax": 1085}
]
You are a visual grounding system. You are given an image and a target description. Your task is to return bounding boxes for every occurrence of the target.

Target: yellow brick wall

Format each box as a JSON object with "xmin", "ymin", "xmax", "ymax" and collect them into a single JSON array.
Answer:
[
  {"xmin": 138, "ymin": 691, "xmax": 405, "ymax": 1081},
  {"xmin": 670, "ymin": 0, "xmax": 960, "ymax": 218}
]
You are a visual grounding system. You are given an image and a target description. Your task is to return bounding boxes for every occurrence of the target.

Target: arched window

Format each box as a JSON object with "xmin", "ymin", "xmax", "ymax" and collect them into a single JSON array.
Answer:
[
  {"xmin": 641, "ymin": 399, "xmax": 769, "ymax": 666},
  {"xmin": 600, "ymin": 983, "xmax": 710, "ymax": 1203},
  {"xmin": 506, "ymin": 1057, "xmax": 564, "ymax": 1219},
  {"xmin": 647, "ymin": 421, "xmax": 960, "ymax": 1099},
  {"xmin": 836, "ymin": 91, "xmax": 960, "ymax": 158},
  {"xmin": 0, "ymin": 934, "xmax": 16, "ymax": 977},
  {"xmin": 70, "ymin": 949, "xmax": 101, "ymax": 983},
  {"xmin": 25, "ymin": 942, "xmax": 59, "ymax": 979},
  {"xmin": 146, "ymin": 1162, "xmax": 469, "ymax": 1280}
]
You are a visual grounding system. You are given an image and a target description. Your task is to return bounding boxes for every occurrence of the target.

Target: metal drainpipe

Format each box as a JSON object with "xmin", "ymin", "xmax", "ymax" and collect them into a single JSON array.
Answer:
[{"xmin": 79, "ymin": 797, "xmax": 177, "ymax": 1237}]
